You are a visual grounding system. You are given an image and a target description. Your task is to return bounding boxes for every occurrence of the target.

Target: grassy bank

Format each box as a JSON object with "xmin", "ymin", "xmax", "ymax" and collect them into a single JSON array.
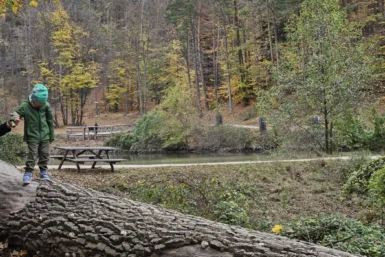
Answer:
[{"xmin": 51, "ymin": 160, "xmax": 365, "ymax": 231}]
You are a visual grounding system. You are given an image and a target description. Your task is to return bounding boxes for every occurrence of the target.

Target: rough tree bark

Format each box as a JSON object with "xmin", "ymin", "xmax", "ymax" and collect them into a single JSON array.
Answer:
[{"xmin": 0, "ymin": 161, "xmax": 359, "ymax": 257}]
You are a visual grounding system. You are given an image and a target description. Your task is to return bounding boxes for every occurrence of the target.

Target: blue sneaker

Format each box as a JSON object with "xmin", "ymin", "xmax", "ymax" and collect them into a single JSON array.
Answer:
[
  {"xmin": 23, "ymin": 172, "xmax": 32, "ymax": 185},
  {"xmin": 40, "ymin": 170, "xmax": 50, "ymax": 180}
]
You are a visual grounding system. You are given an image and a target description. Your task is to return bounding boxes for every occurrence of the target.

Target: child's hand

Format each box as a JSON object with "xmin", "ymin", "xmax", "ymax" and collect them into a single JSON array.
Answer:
[{"xmin": 7, "ymin": 113, "xmax": 20, "ymax": 128}]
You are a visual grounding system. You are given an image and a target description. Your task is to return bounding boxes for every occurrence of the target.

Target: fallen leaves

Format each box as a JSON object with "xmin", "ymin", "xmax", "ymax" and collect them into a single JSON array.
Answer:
[{"xmin": 0, "ymin": 240, "xmax": 35, "ymax": 257}]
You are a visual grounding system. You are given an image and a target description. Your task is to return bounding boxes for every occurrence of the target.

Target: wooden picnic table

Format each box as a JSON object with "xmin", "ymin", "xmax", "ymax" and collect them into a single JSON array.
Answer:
[{"xmin": 52, "ymin": 146, "xmax": 125, "ymax": 172}]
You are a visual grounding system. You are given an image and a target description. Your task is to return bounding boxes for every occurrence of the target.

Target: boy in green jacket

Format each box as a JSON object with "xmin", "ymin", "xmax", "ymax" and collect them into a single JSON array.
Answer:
[{"xmin": 15, "ymin": 84, "xmax": 54, "ymax": 185}]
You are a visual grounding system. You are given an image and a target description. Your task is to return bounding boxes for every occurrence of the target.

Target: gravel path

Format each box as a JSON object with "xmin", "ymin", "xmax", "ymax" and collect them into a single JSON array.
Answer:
[{"xmin": 37, "ymin": 155, "xmax": 382, "ymax": 170}]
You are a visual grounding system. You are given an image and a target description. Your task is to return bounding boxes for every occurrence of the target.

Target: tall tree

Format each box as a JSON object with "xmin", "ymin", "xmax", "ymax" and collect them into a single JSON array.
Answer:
[
  {"xmin": 166, "ymin": 0, "xmax": 204, "ymax": 116},
  {"xmin": 275, "ymin": 0, "xmax": 374, "ymax": 154}
]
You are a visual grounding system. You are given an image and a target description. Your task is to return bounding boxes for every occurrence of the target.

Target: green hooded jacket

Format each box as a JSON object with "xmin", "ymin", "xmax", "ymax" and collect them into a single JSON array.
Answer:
[{"xmin": 15, "ymin": 99, "xmax": 54, "ymax": 143}]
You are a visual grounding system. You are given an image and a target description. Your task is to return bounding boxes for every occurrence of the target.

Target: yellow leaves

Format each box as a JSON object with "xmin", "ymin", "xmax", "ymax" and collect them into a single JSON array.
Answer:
[
  {"xmin": 19, "ymin": 249, "xmax": 28, "ymax": 256},
  {"xmin": 272, "ymin": 224, "xmax": 283, "ymax": 234},
  {"xmin": 0, "ymin": 0, "xmax": 24, "ymax": 15},
  {"xmin": 29, "ymin": 0, "xmax": 38, "ymax": 7},
  {"xmin": 50, "ymin": 6, "xmax": 70, "ymax": 32},
  {"xmin": 10, "ymin": 249, "xmax": 28, "ymax": 257},
  {"xmin": 0, "ymin": 241, "xmax": 28, "ymax": 257}
]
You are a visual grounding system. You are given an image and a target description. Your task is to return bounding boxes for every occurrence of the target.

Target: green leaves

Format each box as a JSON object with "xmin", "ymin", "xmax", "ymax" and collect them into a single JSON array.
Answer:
[
  {"xmin": 0, "ymin": 132, "xmax": 25, "ymax": 164},
  {"xmin": 342, "ymin": 157, "xmax": 385, "ymax": 196},
  {"xmin": 281, "ymin": 215, "xmax": 385, "ymax": 257},
  {"xmin": 274, "ymin": 0, "xmax": 375, "ymax": 153}
]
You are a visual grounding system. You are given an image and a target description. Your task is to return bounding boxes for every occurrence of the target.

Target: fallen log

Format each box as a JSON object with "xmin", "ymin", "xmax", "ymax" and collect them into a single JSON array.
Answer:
[{"xmin": 0, "ymin": 160, "xmax": 358, "ymax": 257}]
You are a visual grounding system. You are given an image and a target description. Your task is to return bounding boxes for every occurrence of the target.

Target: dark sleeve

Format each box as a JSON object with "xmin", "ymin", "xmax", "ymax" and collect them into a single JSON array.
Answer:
[
  {"xmin": 0, "ymin": 122, "xmax": 11, "ymax": 137},
  {"xmin": 46, "ymin": 104, "xmax": 55, "ymax": 141}
]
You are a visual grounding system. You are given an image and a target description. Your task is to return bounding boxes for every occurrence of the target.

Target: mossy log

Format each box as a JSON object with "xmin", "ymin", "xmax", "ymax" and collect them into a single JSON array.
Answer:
[{"xmin": 0, "ymin": 161, "xmax": 358, "ymax": 257}]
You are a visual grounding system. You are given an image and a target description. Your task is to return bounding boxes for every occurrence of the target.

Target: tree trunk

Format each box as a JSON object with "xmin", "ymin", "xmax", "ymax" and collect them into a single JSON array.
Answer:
[
  {"xmin": 267, "ymin": 21, "xmax": 274, "ymax": 64},
  {"xmin": 198, "ymin": 1, "xmax": 209, "ymax": 111},
  {"xmin": 213, "ymin": 22, "xmax": 219, "ymax": 104},
  {"xmin": 224, "ymin": 25, "xmax": 233, "ymax": 114},
  {"xmin": 0, "ymin": 161, "xmax": 358, "ymax": 257},
  {"xmin": 136, "ymin": 39, "xmax": 144, "ymax": 116},
  {"xmin": 140, "ymin": 0, "xmax": 148, "ymax": 115},
  {"xmin": 185, "ymin": 34, "xmax": 192, "ymax": 88},
  {"xmin": 324, "ymin": 96, "xmax": 329, "ymax": 154},
  {"xmin": 233, "ymin": 0, "xmax": 245, "ymax": 83},
  {"xmin": 191, "ymin": 18, "xmax": 203, "ymax": 117}
]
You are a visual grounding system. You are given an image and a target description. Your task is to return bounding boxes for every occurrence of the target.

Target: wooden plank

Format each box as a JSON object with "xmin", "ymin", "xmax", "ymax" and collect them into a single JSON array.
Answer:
[
  {"xmin": 54, "ymin": 146, "xmax": 118, "ymax": 151},
  {"xmin": 66, "ymin": 159, "xmax": 125, "ymax": 163},
  {"xmin": 49, "ymin": 155, "xmax": 104, "ymax": 159}
]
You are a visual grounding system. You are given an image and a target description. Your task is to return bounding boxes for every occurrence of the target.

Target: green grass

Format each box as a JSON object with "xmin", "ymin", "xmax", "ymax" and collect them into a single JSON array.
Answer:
[{"xmin": 52, "ymin": 160, "xmax": 367, "ymax": 231}]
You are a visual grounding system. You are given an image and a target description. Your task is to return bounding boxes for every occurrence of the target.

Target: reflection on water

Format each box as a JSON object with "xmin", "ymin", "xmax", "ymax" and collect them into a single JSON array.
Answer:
[{"xmin": 112, "ymin": 152, "xmax": 271, "ymax": 165}]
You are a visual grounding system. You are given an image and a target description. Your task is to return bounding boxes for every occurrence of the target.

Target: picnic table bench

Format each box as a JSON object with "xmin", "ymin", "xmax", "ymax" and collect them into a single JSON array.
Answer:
[{"xmin": 53, "ymin": 146, "xmax": 125, "ymax": 172}]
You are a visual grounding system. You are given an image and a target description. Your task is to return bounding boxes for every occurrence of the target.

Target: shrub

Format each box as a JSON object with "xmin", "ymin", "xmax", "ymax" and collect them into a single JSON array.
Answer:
[
  {"xmin": 240, "ymin": 107, "xmax": 257, "ymax": 121},
  {"xmin": 213, "ymin": 190, "xmax": 250, "ymax": 226},
  {"xmin": 278, "ymin": 127, "xmax": 325, "ymax": 152},
  {"xmin": 367, "ymin": 167, "xmax": 385, "ymax": 223},
  {"xmin": 192, "ymin": 125, "xmax": 258, "ymax": 151},
  {"xmin": 0, "ymin": 132, "xmax": 25, "ymax": 163},
  {"xmin": 342, "ymin": 157, "xmax": 385, "ymax": 196},
  {"xmin": 365, "ymin": 110, "xmax": 385, "ymax": 151},
  {"xmin": 279, "ymin": 215, "xmax": 385, "ymax": 257},
  {"xmin": 106, "ymin": 86, "xmax": 198, "ymax": 151},
  {"xmin": 333, "ymin": 109, "xmax": 385, "ymax": 151},
  {"xmin": 334, "ymin": 114, "xmax": 368, "ymax": 149},
  {"xmin": 368, "ymin": 167, "xmax": 385, "ymax": 205},
  {"xmin": 114, "ymin": 177, "xmax": 251, "ymax": 227},
  {"xmin": 105, "ymin": 114, "xmax": 163, "ymax": 151}
]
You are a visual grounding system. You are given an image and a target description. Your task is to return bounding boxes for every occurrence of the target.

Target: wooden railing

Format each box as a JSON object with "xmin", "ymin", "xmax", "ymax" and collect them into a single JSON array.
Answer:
[{"xmin": 66, "ymin": 124, "xmax": 133, "ymax": 141}]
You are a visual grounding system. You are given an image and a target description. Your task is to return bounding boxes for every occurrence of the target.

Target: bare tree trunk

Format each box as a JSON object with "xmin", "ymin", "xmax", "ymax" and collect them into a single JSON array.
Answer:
[
  {"xmin": 224, "ymin": 25, "xmax": 233, "ymax": 114},
  {"xmin": 323, "ymin": 91, "xmax": 329, "ymax": 154},
  {"xmin": 59, "ymin": 64, "xmax": 68, "ymax": 126},
  {"xmin": 0, "ymin": 41, "xmax": 7, "ymax": 115},
  {"xmin": 213, "ymin": 22, "xmax": 219, "ymax": 104},
  {"xmin": 136, "ymin": 39, "xmax": 144, "ymax": 115},
  {"xmin": 0, "ymin": 161, "xmax": 358, "ymax": 257},
  {"xmin": 380, "ymin": 0, "xmax": 385, "ymax": 17},
  {"xmin": 125, "ymin": 83, "xmax": 129, "ymax": 116},
  {"xmin": 186, "ymin": 36, "xmax": 192, "ymax": 88},
  {"xmin": 198, "ymin": 0, "xmax": 209, "ymax": 111},
  {"xmin": 70, "ymin": 89, "xmax": 76, "ymax": 125},
  {"xmin": 233, "ymin": 0, "xmax": 244, "ymax": 83},
  {"xmin": 191, "ymin": 17, "xmax": 203, "ymax": 117},
  {"xmin": 140, "ymin": 0, "xmax": 148, "ymax": 114},
  {"xmin": 267, "ymin": 21, "xmax": 274, "ymax": 64},
  {"xmin": 13, "ymin": 47, "xmax": 21, "ymax": 105},
  {"xmin": 266, "ymin": 0, "xmax": 279, "ymax": 73},
  {"xmin": 24, "ymin": 18, "xmax": 32, "ymax": 93}
]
